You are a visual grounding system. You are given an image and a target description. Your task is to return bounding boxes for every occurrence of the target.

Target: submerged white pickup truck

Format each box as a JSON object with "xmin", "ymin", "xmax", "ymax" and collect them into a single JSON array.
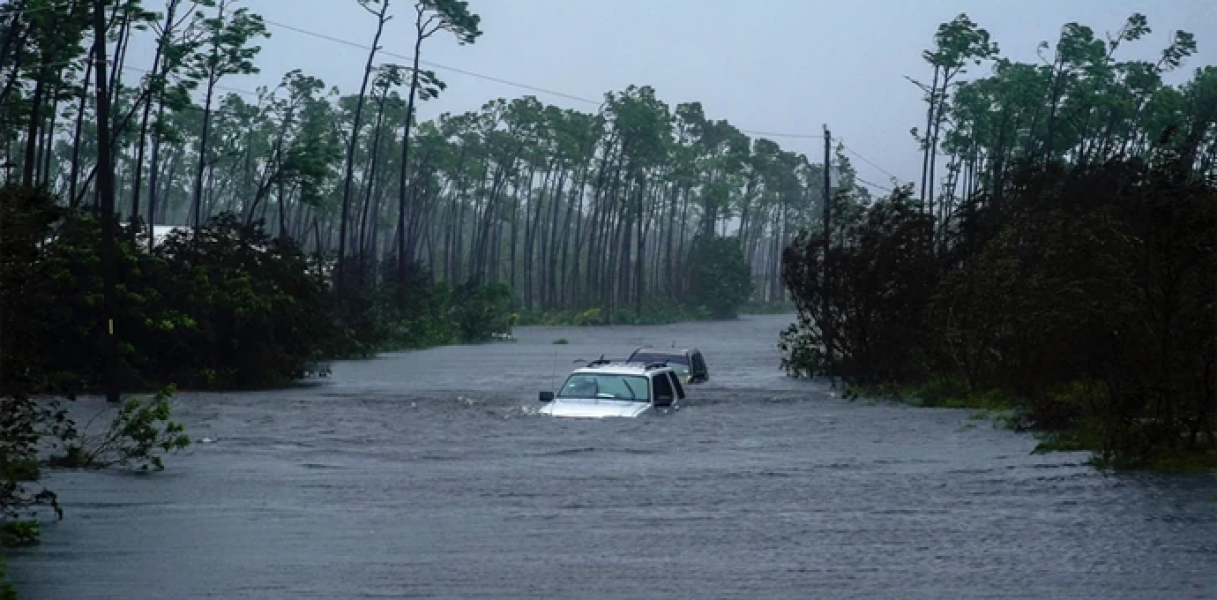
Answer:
[{"xmin": 538, "ymin": 360, "xmax": 686, "ymax": 418}]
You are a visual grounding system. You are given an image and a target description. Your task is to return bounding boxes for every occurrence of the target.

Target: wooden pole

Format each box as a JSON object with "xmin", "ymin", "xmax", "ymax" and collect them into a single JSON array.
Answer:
[
  {"xmin": 93, "ymin": 0, "xmax": 121, "ymax": 403},
  {"xmin": 822, "ymin": 124, "xmax": 834, "ymax": 388}
]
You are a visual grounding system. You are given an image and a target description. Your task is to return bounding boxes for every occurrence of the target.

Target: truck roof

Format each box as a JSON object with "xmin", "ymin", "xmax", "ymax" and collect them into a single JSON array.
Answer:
[{"xmin": 571, "ymin": 361, "xmax": 672, "ymax": 377}]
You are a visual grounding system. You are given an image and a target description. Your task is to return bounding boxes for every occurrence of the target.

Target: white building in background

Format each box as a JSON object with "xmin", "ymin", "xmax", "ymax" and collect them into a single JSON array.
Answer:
[{"xmin": 149, "ymin": 225, "xmax": 192, "ymax": 247}]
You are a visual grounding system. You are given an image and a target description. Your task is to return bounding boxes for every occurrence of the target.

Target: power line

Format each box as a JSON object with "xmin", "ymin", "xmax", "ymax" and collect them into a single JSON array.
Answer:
[
  {"xmin": 261, "ymin": 17, "xmax": 608, "ymax": 108},
  {"xmin": 10, "ymin": 1, "xmax": 833, "ymax": 141},
  {"xmin": 839, "ymin": 143, "xmax": 905, "ymax": 184},
  {"xmin": 14, "ymin": 2, "xmax": 917, "ymax": 204},
  {"xmin": 742, "ymin": 130, "xmax": 824, "ymax": 140},
  {"xmin": 853, "ymin": 176, "xmax": 895, "ymax": 194},
  {"xmin": 259, "ymin": 17, "xmax": 826, "ymax": 141},
  {"xmin": 70, "ymin": 61, "xmax": 902, "ymax": 199},
  {"xmin": 18, "ymin": 2, "xmax": 916, "ymax": 160},
  {"xmin": 108, "ymin": 66, "xmax": 900, "ymax": 197}
]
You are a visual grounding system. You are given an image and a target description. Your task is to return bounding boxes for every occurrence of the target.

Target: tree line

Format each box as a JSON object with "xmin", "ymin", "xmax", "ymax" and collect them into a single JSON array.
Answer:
[
  {"xmin": 0, "ymin": 0, "xmax": 863, "ymax": 438},
  {"xmin": 1, "ymin": 0, "xmax": 846, "ymax": 571},
  {"xmin": 0, "ymin": 0, "xmax": 864, "ymax": 330},
  {"xmin": 908, "ymin": 13, "xmax": 1213, "ymax": 246},
  {"xmin": 780, "ymin": 13, "xmax": 1216, "ymax": 471}
]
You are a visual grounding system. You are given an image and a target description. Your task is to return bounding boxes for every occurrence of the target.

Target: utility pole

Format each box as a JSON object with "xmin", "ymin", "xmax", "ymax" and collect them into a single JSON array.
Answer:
[
  {"xmin": 822, "ymin": 124, "xmax": 834, "ymax": 388},
  {"xmin": 93, "ymin": 0, "xmax": 121, "ymax": 403}
]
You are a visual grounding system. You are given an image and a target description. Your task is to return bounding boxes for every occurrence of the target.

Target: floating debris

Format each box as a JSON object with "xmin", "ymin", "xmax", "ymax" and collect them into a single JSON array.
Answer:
[{"xmin": 501, "ymin": 404, "xmax": 541, "ymax": 418}]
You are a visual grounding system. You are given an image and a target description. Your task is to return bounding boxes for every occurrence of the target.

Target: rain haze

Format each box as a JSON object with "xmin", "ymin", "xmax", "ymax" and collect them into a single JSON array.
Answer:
[
  {"xmin": 3, "ymin": 0, "xmax": 1216, "ymax": 598},
  {"xmin": 128, "ymin": 0, "xmax": 1217, "ymax": 193}
]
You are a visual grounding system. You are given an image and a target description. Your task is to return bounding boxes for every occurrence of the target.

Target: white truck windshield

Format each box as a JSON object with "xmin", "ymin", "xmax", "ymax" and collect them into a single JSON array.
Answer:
[{"xmin": 557, "ymin": 374, "xmax": 651, "ymax": 402}]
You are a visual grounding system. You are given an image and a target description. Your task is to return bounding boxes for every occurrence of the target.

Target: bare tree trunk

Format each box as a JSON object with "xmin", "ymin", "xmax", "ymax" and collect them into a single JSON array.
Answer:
[
  {"xmin": 131, "ymin": 0, "xmax": 181, "ymax": 238},
  {"xmin": 337, "ymin": 0, "xmax": 390, "ymax": 300}
]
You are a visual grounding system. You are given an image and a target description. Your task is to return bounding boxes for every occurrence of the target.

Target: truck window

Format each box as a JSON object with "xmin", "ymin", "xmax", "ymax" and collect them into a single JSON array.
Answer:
[
  {"xmin": 653, "ymin": 371, "xmax": 674, "ymax": 399},
  {"xmin": 668, "ymin": 372, "xmax": 685, "ymax": 399}
]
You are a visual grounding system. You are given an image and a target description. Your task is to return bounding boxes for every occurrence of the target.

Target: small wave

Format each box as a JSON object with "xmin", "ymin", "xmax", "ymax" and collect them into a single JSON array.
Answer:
[
  {"xmin": 542, "ymin": 447, "xmax": 598, "ymax": 456},
  {"xmin": 300, "ymin": 462, "xmax": 344, "ymax": 470},
  {"xmin": 501, "ymin": 404, "xmax": 542, "ymax": 418}
]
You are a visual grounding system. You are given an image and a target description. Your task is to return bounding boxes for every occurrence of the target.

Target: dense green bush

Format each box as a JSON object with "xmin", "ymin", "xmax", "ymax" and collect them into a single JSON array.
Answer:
[
  {"xmin": 685, "ymin": 235, "xmax": 753, "ymax": 319},
  {"xmin": 780, "ymin": 158, "xmax": 1216, "ymax": 470},
  {"xmin": 0, "ymin": 185, "xmax": 525, "ymax": 393},
  {"xmin": 328, "ymin": 259, "xmax": 518, "ymax": 353},
  {"xmin": 0, "ymin": 186, "xmax": 344, "ymax": 391},
  {"xmin": 781, "ymin": 189, "xmax": 938, "ymax": 383},
  {"xmin": 150, "ymin": 214, "xmax": 342, "ymax": 387},
  {"xmin": 451, "ymin": 281, "xmax": 513, "ymax": 342},
  {"xmin": 0, "ymin": 186, "xmax": 75, "ymax": 395}
]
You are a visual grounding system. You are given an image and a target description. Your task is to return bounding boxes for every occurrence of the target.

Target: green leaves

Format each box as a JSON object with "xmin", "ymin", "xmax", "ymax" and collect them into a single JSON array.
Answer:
[
  {"xmin": 0, "ymin": 390, "xmax": 66, "ymax": 530},
  {"xmin": 1119, "ymin": 13, "xmax": 1151, "ymax": 44},
  {"xmin": 451, "ymin": 280, "xmax": 513, "ymax": 342},
  {"xmin": 183, "ymin": 0, "xmax": 269, "ymax": 85},
  {"xmin": 686, "ymin": 235, "xmax": 753, "ymax": 319},
  {"xmin": 0, "ymin": 520, "xmax": 40, "ymax": 547},
  {"xmin": 1159, "ymin": 30, "xmax": 1197, "ymax": 71},
  {"xmin": 51, "ymin": 385, "xmax": 190, "ymax": 472},
  {"xmin": 374, "ymin": 63, "xmax": 407, "ymax": 91},
  {"xmin": 604, "ymin": 84, "xmax": 672, "ymax": 169},
  {"xmin": 419, "ymin": 0, "xmax": 482, "ymax": 45},
  {"xmin": 782, "ymin": 152, "xmax": 1216, "ymax": 468},
  {"xmin": 919, "ymin": 10, "xmax": 1208, "ymax": 219},
  {"xmin": 411, "ymin": 68, "xmax": 447, "ymax": 102},
  {"xmin": 1, "ymin": 185, "xmax": 351, "ymax": 392},
  {"xmin": 924, "ymin": 13, "xmax": 999, "ymax": 71}
]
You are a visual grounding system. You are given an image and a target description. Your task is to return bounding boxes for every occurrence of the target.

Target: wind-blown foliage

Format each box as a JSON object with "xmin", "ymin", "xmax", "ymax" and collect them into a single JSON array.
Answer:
[
  {"xmin": 912, "ymin": 12, "xmax": 1213, "ymax": 242},
  {"xmin": 1, "ymin": 1, "xmax": 858, "ymax": 328},
  {"xmin": 0, "ymin": 184, "xmax": 331, "ymax": 391},
  {"xmin": 784, "ymin": 154, "xmax": 1216, "ymax": 470},
  {"xmin": 782, "ymin": 13, "xmax": 1216, "ymax": 471}
]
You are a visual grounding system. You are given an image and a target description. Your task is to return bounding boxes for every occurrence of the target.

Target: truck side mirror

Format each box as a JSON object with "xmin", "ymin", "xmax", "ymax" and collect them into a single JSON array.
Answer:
[{"xmin": 539, "ymin": 391, "xmax": 554, "ymax": 403}]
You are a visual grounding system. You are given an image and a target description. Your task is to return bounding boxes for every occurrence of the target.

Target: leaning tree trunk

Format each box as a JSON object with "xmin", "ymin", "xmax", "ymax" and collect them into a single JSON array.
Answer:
[
  {"xmin": 337, "ymin": 0, "xmax": 390, "ymax": 300},
  {"xmin": 396, "ymin": 42, "xmax": 423, "ymax": 290},
  {"xmin": 131, "ymin": 0, "xmax": 180, "ymax": 237}
]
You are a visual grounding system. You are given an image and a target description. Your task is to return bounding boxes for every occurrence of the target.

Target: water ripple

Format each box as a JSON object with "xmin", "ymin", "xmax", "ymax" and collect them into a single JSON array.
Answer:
[{"xmin": 11, "ymin": 315, "xmax": 1217, "ymax": 600}]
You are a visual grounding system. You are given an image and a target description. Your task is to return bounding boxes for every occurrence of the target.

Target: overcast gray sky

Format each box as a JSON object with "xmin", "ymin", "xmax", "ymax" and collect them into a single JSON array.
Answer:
[{"xmin": 129, "ymin": 0, "xmax": 1217, "ymax": 194}]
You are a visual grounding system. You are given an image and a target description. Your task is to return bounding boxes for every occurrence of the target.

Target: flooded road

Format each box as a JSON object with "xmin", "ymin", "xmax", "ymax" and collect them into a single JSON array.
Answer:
[{"xmin": 10, "ymin": 315, "xmax": 1217, "ymax": 599}]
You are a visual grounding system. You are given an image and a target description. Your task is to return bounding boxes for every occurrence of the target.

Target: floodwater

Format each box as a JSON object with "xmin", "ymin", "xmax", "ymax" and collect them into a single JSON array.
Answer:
[{"xmin": 9, "ymin": 315, "xmax": 1217, "ymax": 599}]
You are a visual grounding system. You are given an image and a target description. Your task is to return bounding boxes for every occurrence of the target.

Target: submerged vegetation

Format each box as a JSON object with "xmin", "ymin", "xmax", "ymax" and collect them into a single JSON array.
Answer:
[
  {"xmin": 780, "ymin": 14, "xmax": 1217, "ymax": 472},
  {"xmin": 0, "ymin": 388, "xmax": 192, "ymax": 599}
]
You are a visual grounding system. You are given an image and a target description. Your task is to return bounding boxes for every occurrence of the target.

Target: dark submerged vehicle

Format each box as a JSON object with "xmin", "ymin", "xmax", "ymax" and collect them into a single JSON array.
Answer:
[{"xmin": 625, "ymin": 347, "xmax": 708, "ymax": 385}]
